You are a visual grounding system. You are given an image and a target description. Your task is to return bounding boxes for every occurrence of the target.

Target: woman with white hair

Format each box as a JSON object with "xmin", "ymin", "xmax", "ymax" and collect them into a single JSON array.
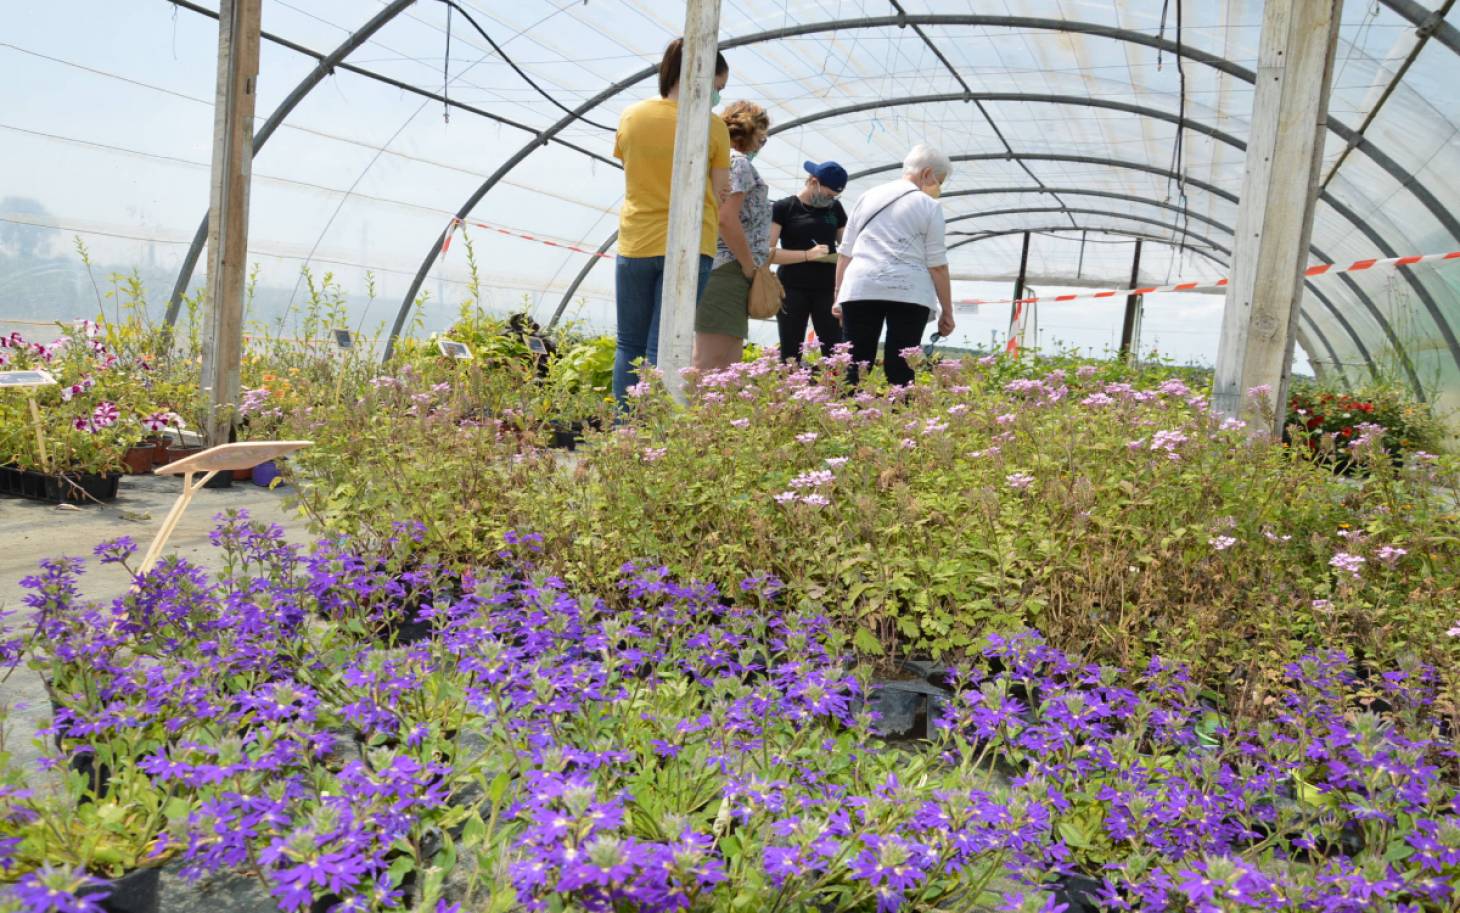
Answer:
[{"xmin": 833, "ymin": 144, "xmax": 956, "ymax": 386}]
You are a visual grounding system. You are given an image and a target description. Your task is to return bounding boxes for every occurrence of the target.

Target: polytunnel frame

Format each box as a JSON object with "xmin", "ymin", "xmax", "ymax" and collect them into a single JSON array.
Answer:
[
  {"xmin": 153, "ymin": 1, "xmax": 1460, "ymax": 377},
  {"xmin": 944, "ymin": 225, "xmax": 1351, "ymax": 384},
  {"xmin": 161, "ymin": 0, "xmax": 628, "ymax": 323},
  {"xmin": 379, "ymin": 10, "xmax": 1460, "ymax": 377}
]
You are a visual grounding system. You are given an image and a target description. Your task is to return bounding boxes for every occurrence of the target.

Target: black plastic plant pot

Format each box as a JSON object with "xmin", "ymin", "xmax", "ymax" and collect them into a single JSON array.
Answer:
[
  {"xmin": 0, "ymin": 467, "xmax": 123, "ymax": 504},
  {"xmin": 86, "ymin": 866, "xmax": 161, "ymax": 913},
  {"xmin": 1048, "ymin": 873, "xmax": 1105, "ymax": 913},
  {"xmin": 202, "ymin": 470, "xmax": 233, "ymax": 490}
]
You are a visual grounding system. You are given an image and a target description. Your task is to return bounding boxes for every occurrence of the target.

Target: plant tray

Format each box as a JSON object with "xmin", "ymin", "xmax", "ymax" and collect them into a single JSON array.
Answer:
[{"xmin": 0, "ymin": 465, "xmax": 121, "ymax": 503}]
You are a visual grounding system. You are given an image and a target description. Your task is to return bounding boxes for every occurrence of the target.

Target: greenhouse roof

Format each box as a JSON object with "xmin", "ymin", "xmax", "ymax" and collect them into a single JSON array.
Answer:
[{"xmin": 4, "ymin": 0, "xmax": 1459, "ymax": 410}]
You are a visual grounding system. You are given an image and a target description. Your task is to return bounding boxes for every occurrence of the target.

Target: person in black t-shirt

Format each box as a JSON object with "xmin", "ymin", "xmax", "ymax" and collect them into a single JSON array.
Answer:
[{"xmin": 768, "ymin": 160, "xmax": 849, "ymax": 362}]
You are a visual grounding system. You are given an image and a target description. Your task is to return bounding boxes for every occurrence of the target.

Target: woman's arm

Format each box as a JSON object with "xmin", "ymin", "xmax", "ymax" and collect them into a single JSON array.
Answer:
[
  {"xmin": 928, "ymin": 263, "xmax": 954, "ymax": 336},
  {"xmin": 718, "ymin": 192, "xmax": 756, "ymax": 277},
  {"xmin": 832, "ymin": 253, "xmax": 852, "ymax": 317},
  {"xmin": 712, "ymin": 167, "xmax": 731, "ymax": 206},
  {"xmin": 768, "ymin": 224, "xmax": 827, "ymax": 265}
]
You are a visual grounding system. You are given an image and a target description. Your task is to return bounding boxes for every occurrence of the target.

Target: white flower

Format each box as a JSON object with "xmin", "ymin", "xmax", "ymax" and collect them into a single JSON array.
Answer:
[
  {"xmin": 1005, "ymin": 472, "xmax": 1035, "ymax": 490},
  {"xmin": 1209, "ymin": 536, "xmax": 1237, "ymax": 551}
]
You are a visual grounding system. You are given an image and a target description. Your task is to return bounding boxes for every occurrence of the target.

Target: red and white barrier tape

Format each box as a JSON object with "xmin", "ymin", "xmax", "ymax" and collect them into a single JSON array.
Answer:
[
  {"xmin": 961, "ymin": 249, "xmax": 1460, "ymax": 309},
  {"xmin": 436, "ymin": 213, "xmax": 1460, "ymax": 311},
  {"xmin": 441, "ymin": 217, "xmax": 613, "ymax": 260}
]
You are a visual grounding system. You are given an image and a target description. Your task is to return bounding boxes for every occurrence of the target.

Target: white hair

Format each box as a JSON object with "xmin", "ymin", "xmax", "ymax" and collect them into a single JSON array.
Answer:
[{"xmin": 902, "ymin": 144, "xmax": 952, "ymax": 182}]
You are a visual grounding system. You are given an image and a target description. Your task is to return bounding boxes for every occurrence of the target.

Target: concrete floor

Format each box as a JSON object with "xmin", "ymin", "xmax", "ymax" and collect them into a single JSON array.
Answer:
[{"xmin": 0, "ymin": 472, "xmax": 314, "ymax": 785}]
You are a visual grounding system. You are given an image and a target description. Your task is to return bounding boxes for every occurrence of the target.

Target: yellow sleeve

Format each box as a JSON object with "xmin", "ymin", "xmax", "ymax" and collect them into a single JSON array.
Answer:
[{"xmin": 709, "ymin": 117, "xmax": 731, "ymax": 170}]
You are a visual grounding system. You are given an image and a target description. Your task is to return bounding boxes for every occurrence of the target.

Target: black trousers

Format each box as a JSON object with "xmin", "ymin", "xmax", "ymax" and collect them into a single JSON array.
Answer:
[
  {"xmin": 776, "ymin": 284, "xmax": 843, "ymax": 362},
  {"xmin": 841, "ymin": 299, "xmax": 930, "ymax": 387}
]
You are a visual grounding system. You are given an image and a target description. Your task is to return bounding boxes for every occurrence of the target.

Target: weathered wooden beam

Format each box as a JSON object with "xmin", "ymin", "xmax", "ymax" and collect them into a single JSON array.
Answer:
[
  {"xmin": 201, "ymin": 0, "xmax": 262, "ymax": 445},
  {"xmin": 657, "ymin": 0, "xmax": 721, "ymax": 403},
  {"xmin": 1214, "ymin": 0, "xmax": 1342, "ymax": 430}
]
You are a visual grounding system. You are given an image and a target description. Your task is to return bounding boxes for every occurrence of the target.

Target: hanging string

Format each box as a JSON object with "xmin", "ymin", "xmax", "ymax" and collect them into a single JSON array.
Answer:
[{"xmin": 442, "ymin": 3, "xmax": 452, "ymax": 124}]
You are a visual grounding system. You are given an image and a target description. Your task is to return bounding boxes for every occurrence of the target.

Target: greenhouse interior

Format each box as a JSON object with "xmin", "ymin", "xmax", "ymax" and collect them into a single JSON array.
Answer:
[{"xmin": 2, "ymin": 0, "xmax": 1459, "ymax": 911}]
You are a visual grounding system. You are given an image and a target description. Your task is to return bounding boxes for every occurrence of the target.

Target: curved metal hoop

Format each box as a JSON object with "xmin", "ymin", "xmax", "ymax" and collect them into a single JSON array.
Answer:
[{"xmin": 386, "ymin": 11, "xmax": 1460, "ymax": 368}]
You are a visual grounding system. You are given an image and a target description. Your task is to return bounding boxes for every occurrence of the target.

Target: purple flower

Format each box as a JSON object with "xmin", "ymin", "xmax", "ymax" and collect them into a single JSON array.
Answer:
[{"xmin": 93, "ymin": 536, "xmax": 137, "ymax": 566}]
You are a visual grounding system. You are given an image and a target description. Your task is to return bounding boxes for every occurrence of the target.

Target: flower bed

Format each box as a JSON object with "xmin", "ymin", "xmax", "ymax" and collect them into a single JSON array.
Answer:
[
  {"xmin": 1, "ymin": 516, "xmax": 1457, "ymax": 912},
  {"xmin": 1285, "ymin": 383, "xmax": 1443, "ymax": 471},
  {"xmin": 0, "ymin": 323, "xmax": 188, "ymax": 486},
  {"xmin": 286, "ymin": 349, "xmax": 1460, "ymax": 696}
]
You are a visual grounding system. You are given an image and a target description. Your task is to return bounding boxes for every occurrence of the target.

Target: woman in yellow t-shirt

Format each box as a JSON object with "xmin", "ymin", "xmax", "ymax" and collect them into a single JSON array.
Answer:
[{"xmin": 612, "ymin": 38, "xmax": 732, "ymax": 403}]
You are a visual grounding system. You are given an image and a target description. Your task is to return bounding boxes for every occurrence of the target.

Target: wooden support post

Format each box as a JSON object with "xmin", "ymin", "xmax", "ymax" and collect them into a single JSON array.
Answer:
[
  {"xmin": 1213, "ymin": 0, "xmax": 1342, "ymax": 431},
  {"xmin": 656, "ymin": 0, "xmax": 721, "ymax": 404},
  {"xmin": 201, "ymin": 0, "xmax": 262, "ymax": 445},
  {"xmin": 1118, "ymin": 238, "xmax": 1144, "ymax": 361}
]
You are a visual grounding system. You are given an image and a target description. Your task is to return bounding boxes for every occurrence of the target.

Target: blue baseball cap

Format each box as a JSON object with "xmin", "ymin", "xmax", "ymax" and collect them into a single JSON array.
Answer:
[{"xmin": 803, "ymin": 160, "xmax": 848, "ymax": 192}]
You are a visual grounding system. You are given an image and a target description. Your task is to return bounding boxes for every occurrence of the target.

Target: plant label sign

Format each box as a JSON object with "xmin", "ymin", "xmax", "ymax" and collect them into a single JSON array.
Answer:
[
  {"xmin": 333, "ymin": 329, "xmax": 353, "ymax": 350},
  {"xmin": 0, "ymin": 369, "xmax": 57, "ymax": 388},
  {"xmin": 527, "ymin": 336, "xmax": 548, "ymax": 355},
  {"xmin": 438, "ymin": 339, "xmax": 473, "ymax": 360}
]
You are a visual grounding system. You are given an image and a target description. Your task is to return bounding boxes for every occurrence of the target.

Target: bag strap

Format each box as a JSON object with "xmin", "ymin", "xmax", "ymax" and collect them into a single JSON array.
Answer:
[{"xmin": 857, "ymin": 187, "xmax": 920, "ymax": 235}]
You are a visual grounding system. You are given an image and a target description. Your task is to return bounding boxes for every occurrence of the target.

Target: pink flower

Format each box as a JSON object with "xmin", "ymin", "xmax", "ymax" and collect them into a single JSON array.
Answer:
[
  {"xmin": 1209, "ymin": 536, "xmax": 1237, "ymax": 552},
  {"xmin": 1312, "ymin": 599, "xmax": 1333, "ymax": 611},
  {"xmin": 824, "ymin": 457, "xmax": 848, "ymax": 469},
  {"xmin": 1076, "ymin": 365, "xmax": 1097, "ymax": 379},
  {"xmin": 1375, "ymin": 545, "xmax": 1407, "ymax": 566},
  {"xmin": 947, "ymin": 403, "xmax": 969, "ymax": 416},
  {"xmin": 72, "ymin": 417, "xmax": 96, "ymax": 433},
  {"xmin": 1329, "ymin": 552, "xmax": 1365, "ymax": 578},
  {"xmin": 795, "ymin": 432, "xmax": 818, "ymax": 444},
  {"xmin": 1006, "ymin": 472, "xmax": 1034, "ymax": 490},
  {"xmin": 730, "ymin": 418, "xmax": 750, "ymax": 429},
  {"xmin": 1246, "ymin": 384, "xmax": 1272, "ymax": 400},
  {"xmin": 640, "ymin": 447, "xmax": 667, "ymax": 462},
  {"xmin": 800, "ymin": 493, "xmax": 830, "ymax": 508},
  {"xmin": 773, "ymin": 491, "xmax": 798, "ymax": 504},
  {"xmin": 1150, "ymin": 430, "xmax": 1188, "ymax": 452},
  {"xmin": 1220, "ymin": 417, "xmax": 1247, "ymax": 431},
  {"xmin": 995, "ymin": 413, "xmax": 1016, "ymax": 426},
  {"xmin": 90, "ymin": 401, "xmax": 119, "ymax": 429},
  {"xmin": 1081, "ymin": 393, "xmax": 1114, "ymax": 407},
  {"xmin": 789, "ymin": 470, "xmax": 834, "ymax": 489},
  {"xmin": 1448, "ymin": 623, "xmax": 1460, "ymax": 637},
  {"xmin": 900, "ymin": 438, "xmax": 916, "ymax": 450}
]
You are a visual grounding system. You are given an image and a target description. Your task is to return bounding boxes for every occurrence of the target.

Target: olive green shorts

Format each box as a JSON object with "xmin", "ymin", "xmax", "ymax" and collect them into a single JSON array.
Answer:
[{"xmin": 695, "ymin": 262, "xmax": 751, "ymax": 338}]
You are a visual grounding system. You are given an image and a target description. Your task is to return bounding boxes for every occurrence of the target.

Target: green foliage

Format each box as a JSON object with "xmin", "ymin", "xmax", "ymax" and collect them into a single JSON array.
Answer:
[{"xmin": 284, "ymin": 350, "xmax": 1460, "ymax": 697}]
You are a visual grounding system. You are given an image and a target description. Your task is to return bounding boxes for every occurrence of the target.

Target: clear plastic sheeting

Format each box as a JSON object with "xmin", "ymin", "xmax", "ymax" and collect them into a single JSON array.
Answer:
[{"xmin": 1, "ymin": 0, "xmax": 1457, "ymax": 416}]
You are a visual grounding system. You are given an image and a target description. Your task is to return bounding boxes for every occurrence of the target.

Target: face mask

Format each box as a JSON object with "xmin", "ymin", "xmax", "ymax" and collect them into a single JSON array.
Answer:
[
  {"xmin": 745, "ymin": 150, "xmax": 758, "ymax": 161},
  {"xmin": 806, "ymin": 190, "xmax": 836, "ymax": 208},
  {"xmin": 711, "ymin": 89, "xmax": 721, "ymax": 107}
]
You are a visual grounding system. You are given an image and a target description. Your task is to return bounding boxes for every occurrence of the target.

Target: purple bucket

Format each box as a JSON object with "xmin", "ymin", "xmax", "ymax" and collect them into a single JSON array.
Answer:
[{"xmin": 251, "ymin": 460, "xmax": 282, "ymax": 487}]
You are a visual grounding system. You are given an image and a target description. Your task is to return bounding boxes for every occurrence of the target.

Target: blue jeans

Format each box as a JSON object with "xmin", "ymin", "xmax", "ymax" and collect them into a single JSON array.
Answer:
[{"xmin": 613, "ymin": 254, "xmax": 713, "ymax": 403}]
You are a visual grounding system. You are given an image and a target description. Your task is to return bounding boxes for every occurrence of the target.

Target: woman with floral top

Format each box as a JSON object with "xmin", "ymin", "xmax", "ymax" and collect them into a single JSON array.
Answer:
[{"xmin": 693, "ymin": 100, "xmax": 772, "ymax": 372}]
